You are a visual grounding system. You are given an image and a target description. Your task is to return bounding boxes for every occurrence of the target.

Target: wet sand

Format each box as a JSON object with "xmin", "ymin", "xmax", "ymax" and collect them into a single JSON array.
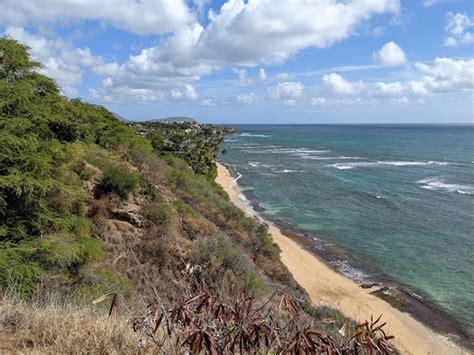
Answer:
[{"xmin": 216, "ymin": 162, "xmax": 467, "ymax": 355}]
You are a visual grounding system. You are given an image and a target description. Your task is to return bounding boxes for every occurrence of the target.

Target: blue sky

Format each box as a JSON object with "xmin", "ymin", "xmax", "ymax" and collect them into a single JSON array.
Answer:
[{"xmin": 1, "ymin": 0, "xmax": 473, "ymax": 123}]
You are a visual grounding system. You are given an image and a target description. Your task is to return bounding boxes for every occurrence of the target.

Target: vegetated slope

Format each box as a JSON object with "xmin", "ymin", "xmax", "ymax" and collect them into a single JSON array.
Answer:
[
  {"xmin": 0, "ymin": 37, "xmax": 291, "ymax": 300},
  {"xmin": 0, "ymin": 38, "xmax": 395, "ymax": 353}
]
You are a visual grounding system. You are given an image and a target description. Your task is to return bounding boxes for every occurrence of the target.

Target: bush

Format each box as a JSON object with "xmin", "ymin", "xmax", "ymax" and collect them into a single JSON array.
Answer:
[
  {"xmin": 255, "ymin": 222, "xmax": 280, "ymax": 257},
  {"xmin": 48, "ymin": 119, "xmax": 78, "ymax": 142},
  {"xmin": 139, "ymin": 174, "xmax": 159, "ymax": 201},
  {"xmin": 72, "ymin": 161, "xmax": 94, "ymax": 180},
  {"xmin": 0, "ymin": 236, "xmax": 103, "ymax": 295},
  {"xmin": 98, "ymin": 165, "xmax": 140, "ymax": 199},
  {"xmin": 145, "ymin": 206, "xmax": 175, "ymax": 225},
  {"xmin": 172, "ymin": 199, "xmax": 195, "ymax": 216}
]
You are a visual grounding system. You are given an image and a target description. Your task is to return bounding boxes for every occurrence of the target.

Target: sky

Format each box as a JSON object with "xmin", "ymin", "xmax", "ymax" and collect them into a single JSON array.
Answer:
[{"xmin": 1, "ymin": 0, "xmax": 473, "ymax": 124}]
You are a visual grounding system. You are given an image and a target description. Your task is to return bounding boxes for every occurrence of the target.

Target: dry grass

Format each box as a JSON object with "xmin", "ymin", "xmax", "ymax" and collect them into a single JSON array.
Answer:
[
  {"xmin": 0, "ymin": 275, "xmax": 396, "ymax": 354},
  {"xmin": 0, "ymin": 294, "xmax": 149, "ymax": 354}
]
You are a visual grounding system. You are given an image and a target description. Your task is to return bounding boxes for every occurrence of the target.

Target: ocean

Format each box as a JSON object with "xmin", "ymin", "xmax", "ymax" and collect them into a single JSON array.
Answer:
[{"xmin": 220, "ymin": 124, "xmax": 474, "ymax": 340}]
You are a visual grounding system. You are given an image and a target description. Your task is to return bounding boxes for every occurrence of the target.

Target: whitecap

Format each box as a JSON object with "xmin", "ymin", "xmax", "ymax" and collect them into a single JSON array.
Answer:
[
  {"xmin": 273, "ymin": 169, "xmax": 305, "ymax": 173},
  {"xmin": 331, "ymin": 260, "xmax": 368, "ymax": 283},
  {"xmin": 331, "ymin": 160, "xmax": 451, "ymax": 170},
  {"xmin": 234, "ymin": 173, "xmax": 242, "ymax": 183},
  {"xmin": 240, "ymin": 133, "xmax": 270, "ymax": 138},
  {"xmin": 417, "ymin": 177, "xmax": 474, "ymax": 195},
  {"xmin": 248, "ymin": 161, "xmax": 260, "ymax": 167},
  {"xmin": 237, "ymin": 193, "xmax": 257, "ymax": 216},
  {"xmin": 383, "ymin": 161, "xmax": 449, "ymax": 167},
  {"xmin": 302, "ymin": 156, "xmax": 361, "ymax": 161},
  {"xmin": 332, "ymin": 163, "xmax": 356, "ymax": 170},
  {"xmin": 265, "ymin": 148, "xmax": 330, "ymax": 155}
]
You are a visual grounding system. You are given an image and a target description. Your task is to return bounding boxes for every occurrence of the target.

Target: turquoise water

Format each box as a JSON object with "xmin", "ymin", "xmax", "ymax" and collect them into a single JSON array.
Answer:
[{"xmin": 221, "ymin": 125, "xmax": 474, "ymax": 337}]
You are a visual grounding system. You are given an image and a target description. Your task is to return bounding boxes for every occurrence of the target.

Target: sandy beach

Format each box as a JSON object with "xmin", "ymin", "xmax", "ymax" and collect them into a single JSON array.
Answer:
[{"xmin": 216, "ymin": 162, "xmax": 466, "ymax": 355}]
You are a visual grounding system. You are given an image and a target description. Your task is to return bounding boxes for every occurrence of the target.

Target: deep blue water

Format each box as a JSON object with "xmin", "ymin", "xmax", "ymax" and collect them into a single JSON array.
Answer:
[{"xmin": 220, "ymin": 124, "xmax": 474, "ymax": 336}]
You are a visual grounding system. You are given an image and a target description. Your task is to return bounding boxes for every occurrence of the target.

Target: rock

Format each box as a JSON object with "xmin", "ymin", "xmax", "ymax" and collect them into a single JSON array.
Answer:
[
  {"xmin": 360, "ymin": 282, "xmax": 380, "ymax": 289},
  {"xmin": 109, "ymin": 201, "xmax": 148, "ymax": 228}
]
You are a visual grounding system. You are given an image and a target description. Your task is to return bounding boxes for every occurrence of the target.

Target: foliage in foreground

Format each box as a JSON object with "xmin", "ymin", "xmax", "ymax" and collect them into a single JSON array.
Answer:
[
  {"xmin": 93, "ymin": 267, "xmax": 396, "ymax": 354},
  {"xmin": 0, "ymin": 279, "xmax": 395, "ymax": 355}
]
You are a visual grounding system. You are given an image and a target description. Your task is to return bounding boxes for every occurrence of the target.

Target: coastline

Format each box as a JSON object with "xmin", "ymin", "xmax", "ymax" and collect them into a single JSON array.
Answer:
[{"xmin": 216, "ymin": 162, "xmax": 467, "ymax": 355}]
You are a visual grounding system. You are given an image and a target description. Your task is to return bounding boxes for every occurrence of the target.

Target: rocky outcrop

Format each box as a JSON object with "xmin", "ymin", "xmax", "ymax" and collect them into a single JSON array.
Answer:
[{"xmin": 109, "ymin": 201, "xmax": 148, "ymax": 228}]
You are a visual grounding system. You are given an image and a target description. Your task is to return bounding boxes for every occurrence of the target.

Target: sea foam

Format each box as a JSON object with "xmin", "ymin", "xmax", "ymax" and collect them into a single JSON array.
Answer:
[
  {"xmin": 331, "ymin": 260, "xmax": 369, "ymax": 283},
  {"xmin": 240, "ymin": 133, "xmax": 270, "ymax": 138},
  {"xmin": 417, "ymin": 177, "xmax": 474, "ymax": 195},
  {"xmin": 332, "ymin": 160, "xmax": 450, "ymax": 170}
]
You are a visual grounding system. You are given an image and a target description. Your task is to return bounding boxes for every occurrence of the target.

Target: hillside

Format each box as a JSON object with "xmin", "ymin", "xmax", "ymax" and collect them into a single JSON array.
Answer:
[{"xmin": 0, "ymin": 38, "xmax": 395, "ymax": 353}]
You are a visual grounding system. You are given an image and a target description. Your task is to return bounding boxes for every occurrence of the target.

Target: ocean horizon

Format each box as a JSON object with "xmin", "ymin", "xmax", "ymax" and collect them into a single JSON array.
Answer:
[{"xmin": 220, "ymin": 124, "xmax": 474, "ymax": 341}]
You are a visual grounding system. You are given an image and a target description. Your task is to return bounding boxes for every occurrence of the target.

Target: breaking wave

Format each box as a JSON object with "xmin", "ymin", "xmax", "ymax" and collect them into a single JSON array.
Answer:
[
  {"xmin": 332, "ymin": 160, "xmax": 450, "ymax": 170},
  {"xmin": 417, "ymin": 177, "xmax": 474, "ymax": 195},
  {"xmin": 240, "ymin": 133, "xmax": 270, "ymax": 138}
]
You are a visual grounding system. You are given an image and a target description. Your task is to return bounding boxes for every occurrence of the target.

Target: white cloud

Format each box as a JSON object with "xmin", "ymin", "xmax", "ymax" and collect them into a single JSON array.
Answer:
[
  {"xmin": 393, "ymin": 96, "xmax": 409, "ymax": 104},
  {"xmin": 421, "ymin": 0, "xmax": 462, "ymax": 7},
  {"xmin": 323, "ymin": 73, "xmax": 364, "ymax": 95},
  {"xmin": 233, "ymin": 68, "xmax": 252, "ymax": 86},
  {"xmin": 422, "ymin": 0, "xmax": 438, "ymax": 7},
  {"xmin": 275, "ymin": 72, "xmax": 294, "ymax": 80},
  {"xmin": 4, "ymin": 0, "xmax": 415, "ymax": 106},
  {"xmin": 192, "ymin": 0, "xmax": 211, "ymax": 14},
  {"xmin": 310, "ymin": 97, "xmax": 328, "ymax": 106},
  {"xmin": 170, "ymin": 84, "xmax": 198, "ymax": 100},
  {"xmin": 233, "ymin": 67, "xmax": 266, "ymax": 86},
  {"xmin": 197, "ymin": 0, "xmax": 399, "ymax": 66},
  {"xmin": 372, "ymin": 41, "xmax": 406, "ymax": 66},
  {"xmin": 267, "ymin": 82, "xmax": 305, "ymax": 100},
  {"xmin": 0, "ymin": 0, "xmax": 192, "ymax": 35},
  {"xmin": 92, "ymin": 23, "xmax": 214, "ymax": 102},
  {"xmin": 409, "ymin": 57, "xmax": 474, "ymax": 94},
  {"xmin": 372, "ymin": 81, "xmax": 404, "ymax": 97},
  {"xmin": 283, "ymin": 99, "xmax": 297, "ymax": 107},
  {"xmin": 94, "ymin": 0, "xmax": 399, "ymax": 101},
  {"xmin": 443, "ymin": 12, "xmax": 474, "ymax": 47},
  {"xmin": 321, "ymin": 58, "xmax": 474, "ymax": 100},
  {"xmin": 201, "ymin": 99, "xmax": 216, "ymax": 106},
  {"xmin": 237, "ymin": 93, "xmax": 259, "ymax": 104},
  {"xmin": 90, "ymin": 87, "xmax": 165, "ymax": 102},
  {"xmin": 309, "ymin": 96, "xmax": 374, "ymax": 107},
  {"xmin": 3, "ymin": 26, "xmax": 111, "ymax": 91}
]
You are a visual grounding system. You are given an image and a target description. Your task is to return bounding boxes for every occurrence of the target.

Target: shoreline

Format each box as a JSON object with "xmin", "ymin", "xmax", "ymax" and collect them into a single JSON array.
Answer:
[
  {"xmin": 216, "ymin": 162, "xmax": 467, "ymax": 355},
  {"xmin": 241, "ymin": 189, "xmax": 471, "ymax": 347}
]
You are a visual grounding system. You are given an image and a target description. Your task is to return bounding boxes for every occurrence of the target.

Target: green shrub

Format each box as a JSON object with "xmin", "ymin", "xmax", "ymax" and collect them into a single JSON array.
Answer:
[
  {"xmin": 98, "ymin": 165, "xmax": 140, "ymax": 198},
  {"xmin": 172, "ymin": 199, "xmax": 195, "ymax": 216},
  {"xmin": 256, "ymin": 223, "xmax": 280, "ymax": 257},
  {"xmin": 239, "ymin": 271, "xmax": 267, "ymax": 297},
  {"xmin": 139, "ymin": 174, "xmax": 159, "ymax": 201},
  {"xmin": 75, "ymin": 265, "xmax": 133, "ymax": 299},
  {"xmin": 213, "ymin": 238, "xmax": 241, "ymax": 269},
  {"xmin": 0, "ymin": 236, "xmax": 103, "ymax": 296},
  {"xmin": 145, "ymin": 206, "xmax": 175, "ymax": 225},
  {"xmin": 72, "ymin": 161, "xmax": 94, "ymax": 180},
  {"xmin": 48, "ymin": 119, "xmax": 78, "ymax": 142}
]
